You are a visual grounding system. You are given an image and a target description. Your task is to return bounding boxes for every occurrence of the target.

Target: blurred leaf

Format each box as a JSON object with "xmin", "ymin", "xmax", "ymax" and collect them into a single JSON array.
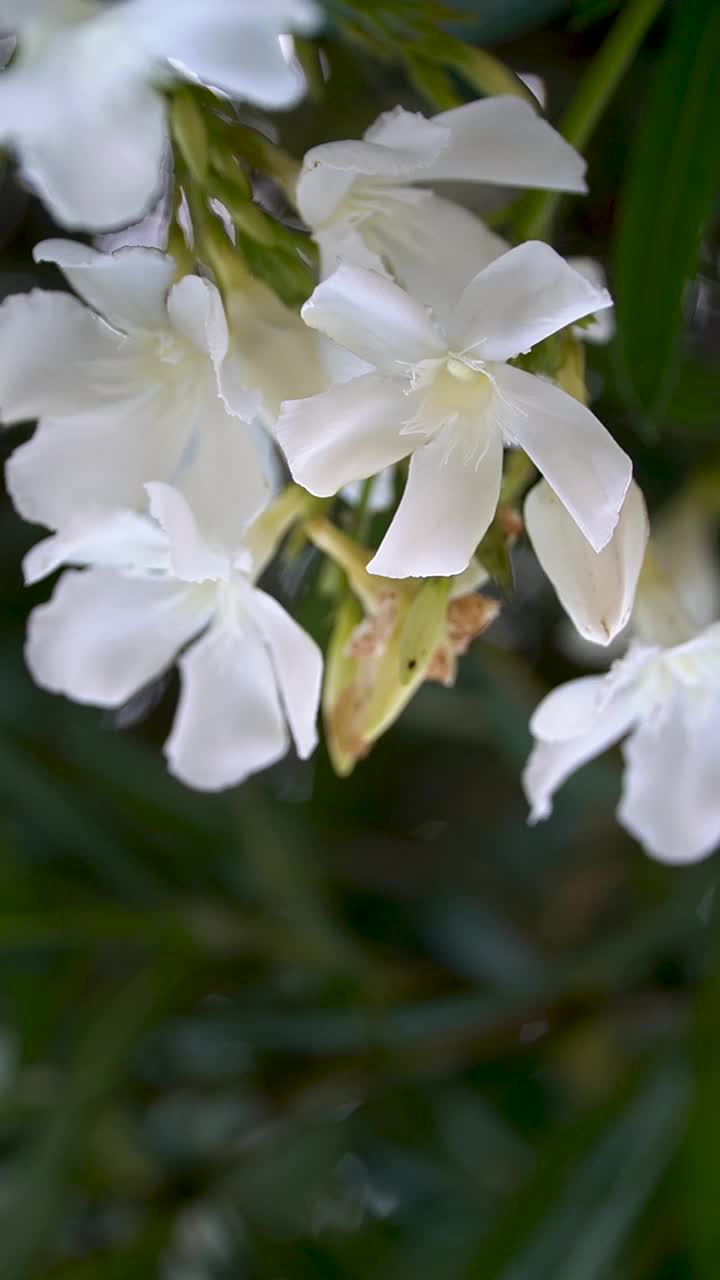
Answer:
[
  {"xmin": 463, "ymin": 1065, "xmax": 686, "ymax": 1279},
  {"xmin": 685, "ymin": 895, "xmax": 720, "ymax": 1276},
  {"xmin": 614, "ymin": 0, "xmax": 720, "ymax": 417}
]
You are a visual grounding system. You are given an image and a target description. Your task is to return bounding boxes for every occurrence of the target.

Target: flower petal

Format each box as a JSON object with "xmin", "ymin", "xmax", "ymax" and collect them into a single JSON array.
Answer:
[
  {"xmin": 523, "ymin": 683, "xmax": 638, "ymax": 822},
  {"xmin": 619, "ymin": 694, "xmax": 720, "ymax": 863},
  {"xmin": 225, "ymin": 279, "xmax": 326, "ymax": 425},
  {"xmin": 132, "ymin": 0, "xmax": 319, "ymax": 109},
  {"xmin": 26, "ymin": 568, "xmax": 208, "ymax": 707},
  {"xmin": 165, "ymin": 623, "xmax": 289, "ymax": 791},
  {"xmin": 3, "ymin": 65, "xmax": 166, "ymax": 229},
  {"xmin": 423, "ymin": 96, "xmax": 587, "ymax": 192},
  {"xmin": 525, "ymin": 478, "xmax": 648, "ymax": 645},
  {"xmin": 171, "ymin": 407, "xmax": 269, "ymax": 552},
  {"xmin": 5, "ymin": 393, "xmax": 185, "ymax": 529},
  {"xmin": 371, "ymin": 194, "xmax": 508, "ymax": 322},
  {"xmin": 367, "ymin": 423, "xmax": 503, "ymax": 578},
  {"xmin": 0, "ymin": 290, "xmax": 125, "ymax": 423},
  {"xmin": 251, "ymin": 587, "xmax": 323, "ymax": 758},
  {"xmin": 451, "ymin": 242, "xmax": 612, "ymax": 362},
  {"xmin": 297, "ymin": 107, "xmax": 448, "ymax": 227},
  {"xmin": 34, "ymin": 239, "xmax": 176, "ymax": 333},
  {"xmin": 301, "ymin": 264, "xmax": 446, "ymax": 372},
  {"xmin": 530, "ymin": 674, "xmax": 616, "ymax": 743},
  {"xmin": 276, "ymin": 373, "xmax": 415, "ymax": 497},
  {"xmin": 23, "ymin": 510, "xmax": 169, "ymax": 586},
  {"xmin": 492, "ymin": 363, "xmax": 631, "ymax": 552},
  {"xmin": 146, "ymin": 483, "xmax": 231, "ymax": 583},
  {"xmin": 166, "ymin": 274, "xmax": 229, "ymax": 363}
]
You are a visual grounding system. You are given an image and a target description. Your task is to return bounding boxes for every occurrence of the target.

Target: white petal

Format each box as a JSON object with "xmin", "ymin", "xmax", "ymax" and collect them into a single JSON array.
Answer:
[
  {"xmin": 297, "ymin": 107, "xmax": 448, "ymax": 227},
  {"xmin": 0, "ymin": 290, "xmax": 124, "ymax": 423},
  {"xmin": 530, "ymin": 674, "xmax": 615, "ymax": 742},
  {"xmin": 132, "ymin": 0, "xmax": 319, "ymax": 109},
  {"xmin": 367, "ymin": 423, "xmax": 504, "ymax": 578},
  {"xmin": 27, "ymin": 568, "xmax": 209, "ymax": 707},
  {"xmin": 525, "ymin": 478, "xmax": 648, "ymax": 645},
  {"xmin": 146, "ymin": 483, "xmax": 231, "ymax": 583},
  {"xmin": 9, "ymin": 75, "xmax": 166, "ymax": 230},
  {"xmin": 301, "ymin": 264, "xmax": 446, "ymax": 372},
  {"xmin": 451, "ymin": 242, "xmax": 612, "ymax": 362},
  {"xmin": 276, "ymin": 374, "xmax": 415, "ymax": 497},
  {"xmin": 251, "ymin": 587, "xmax": 322, "ymax": 758},
  {"xmin": 166, "ymin": 274, "xmax": 229, "ymax": 364},
  {"xmin": 423, "ymin": 96, "xmax": 587, "ymax": 193},
  {"xmin": 370, "ymin": 195, "xmax": 508, "ymax": 322},
  {"xmin": 171, "ymin": 407, "xmax": 269, "ymax": 553},
  {"xmin": 523, "ymin": 684, "xmax": 639, "ymax": 822},
  {"xmin": 165, "ymin": 623, "xmax": 289, "ymax": 791},
  {"xmin": 568, "ymin": 257, "xmax": 616, "ymax": 345},
  {"xmin": 492, "ymin": 363, "xmax": 631, "ymax": 552},
  {"xmin": 34, "ymin": 239, "xmax": 176, "ymax": 333},
  {"xmin": 23, "ymin": 510, "xmax": 169, "ymax": 586},
  {"xmin": 619, "ymin": 695, "xmax": 720, "ymax": 863},
  {"xmin": 6, "ymin": 394, "xmax": 184, "ymax": 529}
]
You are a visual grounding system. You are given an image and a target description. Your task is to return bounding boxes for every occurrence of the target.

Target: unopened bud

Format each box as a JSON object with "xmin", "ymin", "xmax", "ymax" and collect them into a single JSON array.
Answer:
[{"xmin": 170, "ymin": 88, "xmax": 209, "ymax": 185}]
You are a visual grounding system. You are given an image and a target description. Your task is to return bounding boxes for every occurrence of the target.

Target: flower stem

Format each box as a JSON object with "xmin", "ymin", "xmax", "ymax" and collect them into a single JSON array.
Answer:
[{"xmin": 514, "ymin": 0, "xmax": 666, "ymax": 243}]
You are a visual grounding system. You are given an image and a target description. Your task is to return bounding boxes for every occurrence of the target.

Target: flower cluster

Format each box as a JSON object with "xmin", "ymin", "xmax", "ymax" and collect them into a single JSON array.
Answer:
[{"xmin": 0, "ymin": 3, "xmax": 715, "ymax": 861}]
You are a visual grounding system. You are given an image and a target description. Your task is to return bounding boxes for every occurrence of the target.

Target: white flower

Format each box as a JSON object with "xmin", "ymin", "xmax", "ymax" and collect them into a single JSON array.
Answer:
[
  {"xmin": 296, "ymin": 97, "xmax": 586, "ymax": 311},
  {"xmin": 1, "ymin": 238, "xmax": 268, "ymax": 553},
  {"xmin": 0, "ymin": 0, "xmax": 319, "ymax": 228},
  {"xmin": 569, "ymin": 258, "xmax": 615, "ymax": 345},
  {"xmin": 525, "ymin": 479, "xmax": 649, "ymax": 645},
  {"xmin": 24, "ymin": 483, "xmax": 322, "ymax": 791},
  {"xmin": 276, "ymin": 242, "xmax": 631, "ymax": 579},
  {"xmin": 524, "ymin": 621, "xmax": 720, "ymax": 863}
]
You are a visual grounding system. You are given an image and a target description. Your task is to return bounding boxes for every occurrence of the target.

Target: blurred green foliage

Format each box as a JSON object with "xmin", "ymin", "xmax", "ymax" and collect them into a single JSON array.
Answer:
[{"xmin": 0, "ymin": 1, "xmax": 717, "ymax": 1277}]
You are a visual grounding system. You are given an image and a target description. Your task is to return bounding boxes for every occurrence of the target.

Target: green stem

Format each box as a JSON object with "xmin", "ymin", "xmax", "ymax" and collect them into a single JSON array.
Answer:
[{"xmin": 514, "ymin": 0, "xmax": 666, "ymax": 242}]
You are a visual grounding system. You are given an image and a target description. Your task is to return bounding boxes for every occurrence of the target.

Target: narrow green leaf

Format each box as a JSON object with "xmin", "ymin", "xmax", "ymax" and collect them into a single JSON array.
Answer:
[{"xmin": 614, "ymin": 0, "xmax": 720, "ymax": 417}]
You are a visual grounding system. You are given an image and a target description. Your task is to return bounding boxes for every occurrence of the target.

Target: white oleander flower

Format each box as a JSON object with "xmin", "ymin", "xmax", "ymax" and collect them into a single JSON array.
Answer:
[
  {"xmin": 524, "ymin": 621, "xmax": 720, "ymax": 864},
  {"xmin": 0, "ymin": 0, "xmax": 319, "ymax": 228},
  {"xmin": 1, "ymin": 238, "xmax": 268, "ymax": 552},
  {"xmin": 24, "ymin": 484, "xmax": 322, "ymax": 791},
  {"xmin": 525, "ymin": 479, "xmax": 649, "ymax": 645},
  {"xmin": 276, "ymin": 242, "xmax": 631, "ymax": 579},
  {"xmin": 296, "ymin": 97, "xmax": 586, "ymax": 311}
]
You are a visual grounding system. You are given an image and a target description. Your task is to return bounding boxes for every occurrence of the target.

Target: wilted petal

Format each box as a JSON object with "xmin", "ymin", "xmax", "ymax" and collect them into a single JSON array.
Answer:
[
  {"xmin": 619, "ymin": 695, "xmax": 720, "ymax": 863},
  {"xmin": 165, "ymin": 623, "xmax": 289, "ymax": 791},
  {"xmin": 367, "ymin": 425, "xmax": 504, "ymax": 578},
  {"xmin": 252, "ymin": 587, "xmax": 323, "ymax": 758},
  {"xmin": 26, "ymin": 568, "xmax": 209, "ymax": 707},
  {"xmin": 524, "ymin": 683, "xmax": 639, "ymax": 822},
  {"xmin": 277, "ymin": 374, "xmax": 415, "ymax": 497},
  {"xmin": 422, "ymin": 96, "xmax": 586, "ymax": 192},
  {"xmin": 301, "ymin": 264, "xmax": 446, "ymax": 372},
  {"xmin": 451, "ymin": 242, "xmax": 612, "ymax": 362},
  {"xmin": 525, "ymin": 478, "xmax": 648, "ymax": 644},
  {"xmin": 492, "ymin": 363, "xmax": 631, "ymax": 552},
  {"xmin": 34, "ymin": 239, "xmax": 176, "ymax": 333},
  {"xmin": 0, "ymin": 290, "xmax": 124, "ymax": 423}
]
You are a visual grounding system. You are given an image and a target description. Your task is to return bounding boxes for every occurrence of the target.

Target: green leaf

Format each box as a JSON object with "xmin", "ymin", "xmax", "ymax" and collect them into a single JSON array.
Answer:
[{"xmin": 614, "ymin": 0, "xmax": 720, "ymax": 418}]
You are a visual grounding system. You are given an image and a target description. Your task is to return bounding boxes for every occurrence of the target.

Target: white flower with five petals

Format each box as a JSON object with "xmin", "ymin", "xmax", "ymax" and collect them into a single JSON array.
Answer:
[
  {"xmin": 1, "ymin": 238, "xmax": 268, "ymax": 553},
  {"xmin": 24, "ymin": 484, "xmax": 323, "ymax": 792},
  {"xmin": 296, "ymin": 97, "xmax": 586, "ymax": 312},
  {"xmin": 277, "ymin": 242, "xmax": 631, "ymax": 579},
  {"xmin": 0, "ymin": 0, "xmax": 319, "ymax": 228}
]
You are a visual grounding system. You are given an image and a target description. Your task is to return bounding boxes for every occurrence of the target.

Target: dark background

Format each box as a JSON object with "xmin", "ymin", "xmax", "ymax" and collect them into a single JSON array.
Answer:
[{"xmin": 0, "ymin": 1, "xmax": 718, "ymax": 1275}]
